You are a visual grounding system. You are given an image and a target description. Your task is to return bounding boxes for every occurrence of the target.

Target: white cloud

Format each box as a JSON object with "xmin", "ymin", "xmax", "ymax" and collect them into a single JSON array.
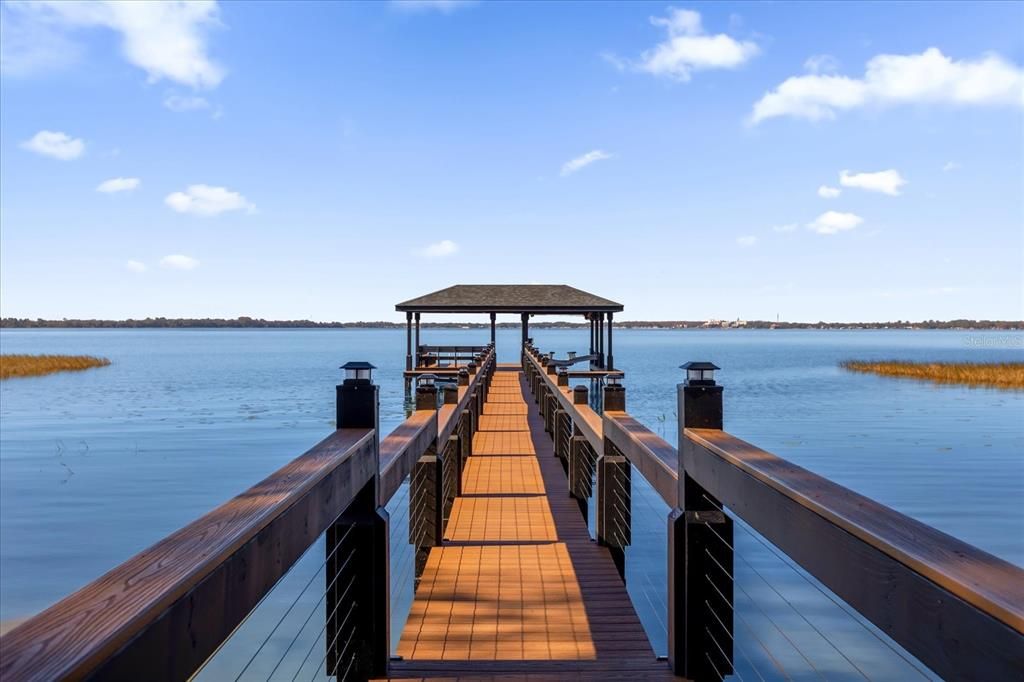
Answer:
[
  {"xmin": 752, "ymin": 48, "xmax": 1024, "ymax": 124},
  {"xmin": 736, "ymin": 235, "xmax": 758, "ymax": 247},
  {"xmin": 942, "ymin": 161, "xmax": 961, "ymax": 172},
  {"xmin": 160, "ymin": 254, "xmax": 199, "ymax": 270},
  {"xmin": 165, "ymin": 184, "xmax": 254, "ymax": 216},
  {"xmin": 807, "ymin": 211, "xmax": 863, "ymax": 235},
  {"xmin": 633, "ymin": 7, "xmax": 759, "ymax": 81},
  {"xmin": 419, "ymin": 240, "xmax": 459, "ymax": 258},
  {"xmin": 20, "ymin": 130, "xmax": 84, "ymax": 160},
  {"xmin": 804, "ymin": 54, "xmax": 839, "ymax": 74},
  {"xmin": 561, "ymin": 150, "xmax": 612, "ymax": 176},
  {"xmin": 97, "ymin": 177, "xmax": 140, "ymax": 193},
  {"xmin": 817, "ymin": 185, "xmax": 841, "ymax": 198},
  {"xmin": 839, "ymin": 169, "xmax": 906, "ymax": 196},
  {"xmin": 390, "ymin": 1, "xmax": 477, "ymax": 12},
  {"xmin": 5, "ymin": 1, "xmax": 224, "ymax": 89},
  {"xmin": 125, "ymin": 260, "xmax": 146, "ymax": 273},
  {"xmin": 163, "ymin": 93, "xmax": 210, "ymax": 112},
  {"xmin": 772, "ymin": 223, "xmax": 799, "ymax": 233}
]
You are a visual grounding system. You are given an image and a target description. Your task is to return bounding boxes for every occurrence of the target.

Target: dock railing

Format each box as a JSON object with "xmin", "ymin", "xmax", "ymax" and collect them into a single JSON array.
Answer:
[
  {"xmin": 522, "ymin": 342, "xmax": 1024, "ymax": 681},
  {"xmin": 0, "ymin": 346, "xmax": 496, "ymax": 682},
  {"xmin": 415, "ymin": 344, "xmax": 489, "ymax": 369}
]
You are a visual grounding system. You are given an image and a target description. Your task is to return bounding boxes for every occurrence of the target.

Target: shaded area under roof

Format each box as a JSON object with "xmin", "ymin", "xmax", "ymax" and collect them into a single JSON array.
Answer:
[{"xmin": 396, "ymin": 285, "xmax": 623, "ymax": 314}]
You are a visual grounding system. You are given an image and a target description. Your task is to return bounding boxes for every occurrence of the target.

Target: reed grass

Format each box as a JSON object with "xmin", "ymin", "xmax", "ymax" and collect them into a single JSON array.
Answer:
[
  {"xmin": 1, "ymin": 354, "xmax": 111, "ymax": 380},
  {"xmin": 840, "ymin": 360, "xmax": 1024, "ymax": 389}
]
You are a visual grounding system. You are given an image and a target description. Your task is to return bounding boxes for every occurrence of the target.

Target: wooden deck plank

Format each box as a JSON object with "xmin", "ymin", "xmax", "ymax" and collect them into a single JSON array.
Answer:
[{"xmin": 392, "ymin": 368, "xmax": 673, "ymax": 680}]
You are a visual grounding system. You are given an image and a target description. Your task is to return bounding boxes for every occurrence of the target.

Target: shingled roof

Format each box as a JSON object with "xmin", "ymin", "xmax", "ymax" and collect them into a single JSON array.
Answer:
[{"xmin": 396, "ymin": 285, "xmax": 623, "ymax": 314}]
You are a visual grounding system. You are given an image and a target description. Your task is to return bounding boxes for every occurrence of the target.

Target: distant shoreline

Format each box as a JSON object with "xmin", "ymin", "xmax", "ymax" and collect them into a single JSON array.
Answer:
[{"xmin": 2, "ymin": 318, "xmax": 1021, "ymax": 331}]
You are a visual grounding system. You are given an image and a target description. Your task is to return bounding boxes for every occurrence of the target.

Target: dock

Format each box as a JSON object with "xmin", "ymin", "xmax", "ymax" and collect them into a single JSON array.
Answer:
[
  {"xmin": 392, "ymin": 365, "xmax": 669, "ymax": 678},
  {"xmin": 1, "ymin": 284, "xmax": 1021, "ymax": 682}
]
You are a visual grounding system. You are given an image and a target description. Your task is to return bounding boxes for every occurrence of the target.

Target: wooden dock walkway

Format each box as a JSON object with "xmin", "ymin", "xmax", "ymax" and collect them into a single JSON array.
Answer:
[{"xmin": 390, "ymin": 365, "xmax": 673, "ymax": 679}]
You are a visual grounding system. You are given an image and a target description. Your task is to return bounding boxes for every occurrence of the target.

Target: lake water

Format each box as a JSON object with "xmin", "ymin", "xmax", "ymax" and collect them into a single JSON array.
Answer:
[{"xmin": 1, "ymin": 328, "xmax": 1021, "ymax": 678}]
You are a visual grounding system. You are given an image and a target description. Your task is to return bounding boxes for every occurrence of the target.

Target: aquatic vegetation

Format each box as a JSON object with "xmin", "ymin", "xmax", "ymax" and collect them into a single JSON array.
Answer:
[
  {"xmin": 0, "ymin": 354, "xmax": 111, "ymax": 380},
  {"xmin": 840, "ymin": 360, "xmax": 1024, "ymax": 389}
]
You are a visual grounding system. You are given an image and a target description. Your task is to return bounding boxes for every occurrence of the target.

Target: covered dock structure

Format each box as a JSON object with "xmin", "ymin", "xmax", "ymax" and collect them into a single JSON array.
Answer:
[{"xmin": 395, "ymin": 284, "xmax": 624, "ymax": 371}]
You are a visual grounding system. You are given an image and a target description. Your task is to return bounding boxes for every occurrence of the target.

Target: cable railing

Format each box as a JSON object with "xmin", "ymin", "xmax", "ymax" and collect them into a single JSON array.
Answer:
[
  {"xmin": 522, "ymin": 343, "xmax": 1024, "ymax": 681},
  {"xmin": 0, "ymin": 346, "xmax": 496, "ymax": 682}
]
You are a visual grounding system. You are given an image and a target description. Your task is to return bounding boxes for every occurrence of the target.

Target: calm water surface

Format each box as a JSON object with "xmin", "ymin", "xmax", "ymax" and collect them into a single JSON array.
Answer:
[{"xmin": 1, "ymin": 328, "xmax": 1021, "ymax": 677}]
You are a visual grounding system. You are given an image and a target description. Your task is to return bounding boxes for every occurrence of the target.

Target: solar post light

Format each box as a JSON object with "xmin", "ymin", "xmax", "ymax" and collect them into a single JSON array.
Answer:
[{"xmin": 680, "ymin": 361, "xmax": 719, "ymax": 386}]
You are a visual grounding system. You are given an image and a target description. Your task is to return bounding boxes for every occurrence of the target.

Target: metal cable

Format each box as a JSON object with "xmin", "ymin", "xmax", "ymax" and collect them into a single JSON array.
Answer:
[
  {"xmin": 705, "ymin": 567, "xmax": 824, "ymax": 679},
  {"xmin": 706, "ymin": 626, "xmax": 744, "ymax": 682},
  {"xmin": 706, "ymin": 599, "xmax": 766, "ymax": 682},
  {"xmin": 264, "ymin": 560, "xmax": 356, "ymax": 682},
  {"xmin": 233, "ymin": 525, "xmax": 354, "ymax": 681},
  {"xmin": 190, "ymin": 530, "xmax": 328, "ymax": 681},
  {"xmin": 705, "ymin": 651, "xmax": 726, "ymax": 682},
  {"xmin": 327, "ymin": 622, "xmax": 358, "ymax": 678},
  {"xmin": 290, "ymin": 600, "xmax": 356, "ymax": 682},
  {"xmin": 702, "ymin": 495, "xmax": 922, "ymax": 680},
  {"xmin": 288, "ymin": 573, "xmax": 356, "ymax": 679},
  {"xmin": 312, "ymin": 608, "xmax": 357, "ymax": 681}
]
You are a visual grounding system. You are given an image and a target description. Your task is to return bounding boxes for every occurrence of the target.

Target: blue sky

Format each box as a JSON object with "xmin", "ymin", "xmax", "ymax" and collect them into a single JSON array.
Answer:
[{"xmin": 1, "ymin": 0, "xmax": 1022, "ymax": 322}]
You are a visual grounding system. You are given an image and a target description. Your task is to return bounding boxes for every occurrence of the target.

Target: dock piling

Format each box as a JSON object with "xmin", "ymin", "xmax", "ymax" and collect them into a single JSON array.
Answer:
[
  {"xmin": 330, "ymin": 361, "xmax": 388, "ymax": 678},
  {"xmin": 669, "ymin": 362, "xmax": 733, "ymax": 681}
]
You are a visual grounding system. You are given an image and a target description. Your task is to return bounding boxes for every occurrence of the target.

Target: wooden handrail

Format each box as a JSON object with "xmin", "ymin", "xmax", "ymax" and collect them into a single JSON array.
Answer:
[
  {"xmin": 380, "ymin": 348, "xmax": 494, "ymax": 505},
  {"xmin": 379, "ymin": 410, "xmax": 436, "ymax": 505},
  {"xmin": 0, "ymin": 428, "xmax": 376, "ymax": 681},
  {"xmin": 523, "ymin": 352, "xmax": 602, "ymax": 451},
  {"xmin": 684, "ymin": 428, "xmax": 1024, "ymax": 633},
  {"xmin": 603, "ymin": 412, "xmax": 677, "ymax": 507},
  {"xmin": 551, "ymin": 358, "xmax": 1024, "ymax": 679}
]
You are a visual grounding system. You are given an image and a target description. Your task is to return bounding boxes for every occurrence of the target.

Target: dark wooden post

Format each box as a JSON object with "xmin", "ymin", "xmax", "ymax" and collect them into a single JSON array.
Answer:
[
  {"xmin": 405, "ymin": 312, "xmax": 413, "ymax": 372},
  {"xmin": 521, "ymin": 312, "xmax": 529, "ymax": 350},
  {"xmin": 596, "ymin": 442, "xmax": 630, "ymax": 581},
  {"xmin": 603, "ymin": 373, "xmax": 625, "ymax": 411},
  {"xmin": 607, "ymin": 312, "xmax": 614, "ymax": 371},
  {"xmin": 490, "ymin": 312, "xmax": 496, "ymax": 346},
  {"xmin": 330, "ymin": 363, "xmax": 388, "ymax": 678},
  {"xmin": 414, "ymin": 313, "xmax": 421, "ymax": 365},
  {"xmin": 669, "ymin": 362, "xmax": 733, "ymax": 681},
  {"xmin": 410, "ymin": 377, "xmax": 442, "ymax": 581},
  {"xmin": 597, "ymin": 313, "xmax": 605, "ymax": 368},
  {"xmin": 568, "ymin": 384, "xmax": 592, "ymax": 518},
  {"xmin": 588, "ymin": 314, "xmax": 595, "ymax": 357},
  {"xmin": 568, "ymin": 430, "xmax": 592, "ymax": 518}
]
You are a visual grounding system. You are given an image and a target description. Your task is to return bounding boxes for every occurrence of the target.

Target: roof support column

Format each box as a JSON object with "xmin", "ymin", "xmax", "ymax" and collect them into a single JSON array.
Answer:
[
  {"xmin": 405, "ymin": 312, "xmax": 413, "ymax": 371},
  {"xmin": 490, "ymin": 312, "xmax": 496, "ymax": 347},
  {"xmin": 414, "ymin": 313, "xmax": 421, "ymax": 365},
  {"xmin": 597, "ymin": 313, "xmax": 605, "ymax": 368},
  {"xmin": 607, "ymin": 312, "xmax": 614, "ymax": 371},
  {"xmin": 520, "ymin": 312, "xmax": 529, "ymax": 350}
]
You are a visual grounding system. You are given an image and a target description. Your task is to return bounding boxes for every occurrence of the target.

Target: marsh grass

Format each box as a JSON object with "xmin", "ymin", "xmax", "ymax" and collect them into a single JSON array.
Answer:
[
  {"xmin": 1, "ymin": 354, "xmax": 111, "ymax": 380},
  {"xmin": 840, "ymin": 360, "xmax": 1024, "ymax": 390}
]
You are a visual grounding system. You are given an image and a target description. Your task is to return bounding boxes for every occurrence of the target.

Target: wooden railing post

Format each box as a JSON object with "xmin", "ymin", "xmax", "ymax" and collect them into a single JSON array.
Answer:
[
  {"xmin": 669, "ymin": 362, "xmax": 733, "ymax": 681},
  {"xmin": 597, "ymin": 380, "xmax": 630, "ymax": 581},
  {"xmin": 460, "ymin": 409, "xmax": 472, "ymax": 489},
  {"xmin": 596, "ymin": 441, "xmax": 630, "ymax": 581},
  {"xmin": 331, "ymin": 362, "xmax": 388, "ymax": 678},
  {"xmin": 410, "ymin": 376, "xmax": 442, "ymax": 581},
  {"xmin": 553, "ymin": 408, "xmax": 568, "ymax": 462},
  {"xmin": 567, "ymin": 384, "xmax": 592, "ymax": 515}
]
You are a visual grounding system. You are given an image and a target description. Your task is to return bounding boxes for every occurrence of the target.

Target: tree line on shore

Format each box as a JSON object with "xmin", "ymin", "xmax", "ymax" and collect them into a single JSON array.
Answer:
[{"xmin": 2, "ymin": 317, "xmax": 1020, "ymax": 330}]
